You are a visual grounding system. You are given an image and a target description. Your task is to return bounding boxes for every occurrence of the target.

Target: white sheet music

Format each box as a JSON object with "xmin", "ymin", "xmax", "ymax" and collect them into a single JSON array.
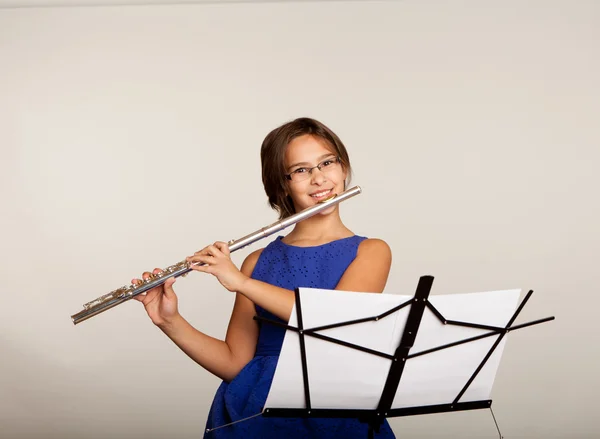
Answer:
[{"xmin": 264, "ymin": 287, "xmax": 520, "ymax": 411}]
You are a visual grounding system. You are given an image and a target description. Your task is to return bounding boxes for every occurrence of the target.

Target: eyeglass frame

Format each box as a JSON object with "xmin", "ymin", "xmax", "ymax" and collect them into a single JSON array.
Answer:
[{"xmin": 284, "ymin": 156, "xmax": 342, "ymax": 182}]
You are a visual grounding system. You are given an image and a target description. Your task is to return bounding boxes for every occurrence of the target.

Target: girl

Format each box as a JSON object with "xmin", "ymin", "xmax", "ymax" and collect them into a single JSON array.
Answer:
[{"xmin": 132, "ymin": 117, "xmax": 396, "ymax": 438}]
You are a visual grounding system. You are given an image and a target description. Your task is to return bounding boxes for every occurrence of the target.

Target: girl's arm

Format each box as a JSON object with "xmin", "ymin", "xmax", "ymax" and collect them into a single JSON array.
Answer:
[
  {"xmin": 189, "ymin": 238, "xmax": 392, "ymax": 322},
  {"xmin": 158, "ymin": 250, "xmax": 262, "ymax": 382},
  {"xmin": 236, "ymin": 238, "xmax": 391, "ymax": 319}
]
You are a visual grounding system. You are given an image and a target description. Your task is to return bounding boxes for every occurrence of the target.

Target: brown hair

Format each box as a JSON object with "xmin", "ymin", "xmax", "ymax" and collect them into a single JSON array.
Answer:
[{"xmin": 260, "ymin": 117, "xmax": 352, "ymax": 219}]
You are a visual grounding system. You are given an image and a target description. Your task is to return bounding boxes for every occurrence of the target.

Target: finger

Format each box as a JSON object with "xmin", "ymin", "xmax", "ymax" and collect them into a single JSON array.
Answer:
[
  {"xmin": 193, "ymin": 246, "xmax": 211, "ymax": 257},
  {"xmin": 131, "ymin": 278, "xmax": 146, "ymax": 287},
  {"xmin": 214, "ymin": 241, "xmax": 230, "ymax": 256},
  {"xmin": 189, "ymin": 263, "xmax": 213, "ymax": 274},
  {"xmin": 131, "ymin": 273, "xmax": 160, "ymax": 298},
  {"xmin": 142, "ymin": 271, "xmax": 152, "ymax": 280},
  {"xmin": 152, "ymin": 268, "xmax": 163, "ymax": 275},
  {"xmin": 133, "ymin": 289, "xmax": 150, "ymax": 304},
  {"xmin": 162, "ymin": 277, "xmax": 177, "ymax": 300},
  {"xmin": 139, "ymin": 287, "xmax": 162, "ymax": 306},
  {"xmin": 206, "ymin": 244, "xmax": 224, "ymax": 258},
  {"xmin": 187, "ymin": 254, "xmax": 214, "ymax": 265}
]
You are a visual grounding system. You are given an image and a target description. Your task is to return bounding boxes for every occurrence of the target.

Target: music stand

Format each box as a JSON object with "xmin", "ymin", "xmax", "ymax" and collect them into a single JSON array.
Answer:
[{"xmin": 256, "ymin": 276, "xmax": 555, "ymax": 438}]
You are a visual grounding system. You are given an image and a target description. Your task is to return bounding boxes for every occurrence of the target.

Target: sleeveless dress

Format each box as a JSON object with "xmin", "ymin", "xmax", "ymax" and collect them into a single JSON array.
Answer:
[{"xmin": 204, "ymin": 235, "xmax": 396, "ymax": 438}]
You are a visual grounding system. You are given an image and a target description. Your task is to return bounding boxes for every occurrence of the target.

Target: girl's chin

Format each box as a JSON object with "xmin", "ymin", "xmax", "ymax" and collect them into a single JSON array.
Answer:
[{"xmin": 317, "ymin": 205, "xmax": 337, "ymax": 216}]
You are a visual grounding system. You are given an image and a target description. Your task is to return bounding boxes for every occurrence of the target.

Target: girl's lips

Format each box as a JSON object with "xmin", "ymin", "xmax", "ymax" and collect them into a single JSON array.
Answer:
[{"xmin": 310, "ymin": 189, "xmax": 332, "ymax": 200}]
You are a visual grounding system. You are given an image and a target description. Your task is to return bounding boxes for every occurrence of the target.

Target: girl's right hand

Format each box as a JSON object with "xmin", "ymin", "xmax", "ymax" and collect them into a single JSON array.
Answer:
[{"xmin": 132, "ymin": 268, "xmax": 180, "ymax": 328}]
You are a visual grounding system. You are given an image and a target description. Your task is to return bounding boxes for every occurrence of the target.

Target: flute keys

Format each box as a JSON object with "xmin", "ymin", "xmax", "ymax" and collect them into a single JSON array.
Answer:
[
  {"xmin": 144, "ymin": 271, "xmax": 165, "ymax": 282},
  {"xmin": 121, "ymin": 286, "xmax": 134, "ymax": 297},
  {"xmin": 115, "ymin": 286, "xmax": 130, "ymax": 297}
]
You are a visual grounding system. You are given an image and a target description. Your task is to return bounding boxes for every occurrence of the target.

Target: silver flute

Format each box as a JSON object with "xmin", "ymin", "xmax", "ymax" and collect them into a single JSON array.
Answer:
[{"xmin": 70, "ymin": 185, "xmax": 362, "ymax": 325}]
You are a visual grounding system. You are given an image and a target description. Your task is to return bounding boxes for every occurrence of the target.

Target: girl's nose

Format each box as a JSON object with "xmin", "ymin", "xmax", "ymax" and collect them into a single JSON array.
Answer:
[{"xmin": 310, "ymin": 167, "xmax": 327, "ymax": 184}]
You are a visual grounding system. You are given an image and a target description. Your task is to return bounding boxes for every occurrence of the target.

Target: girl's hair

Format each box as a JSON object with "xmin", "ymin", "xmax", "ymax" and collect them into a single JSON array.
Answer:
[{"xmin": 260, "ymin": 117, "xmax": 352, "ymax": 220}]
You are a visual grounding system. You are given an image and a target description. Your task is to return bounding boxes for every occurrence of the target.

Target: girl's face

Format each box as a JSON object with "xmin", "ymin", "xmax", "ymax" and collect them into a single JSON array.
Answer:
[{"xmin": 284, "ymin": 134, "xmax": 347, "ymax": 214}]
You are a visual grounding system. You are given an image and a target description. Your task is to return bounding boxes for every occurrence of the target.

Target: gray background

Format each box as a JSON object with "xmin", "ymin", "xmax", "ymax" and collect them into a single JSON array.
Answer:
[{"xmin": 1, "ymin": 1, "xmax": 598, "ymax": 438}]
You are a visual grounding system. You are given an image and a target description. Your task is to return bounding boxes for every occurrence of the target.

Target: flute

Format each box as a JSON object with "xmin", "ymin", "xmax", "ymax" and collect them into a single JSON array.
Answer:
[{"xmin": 70, "ymin": 185, "xmax": 362, "ymax": 325}]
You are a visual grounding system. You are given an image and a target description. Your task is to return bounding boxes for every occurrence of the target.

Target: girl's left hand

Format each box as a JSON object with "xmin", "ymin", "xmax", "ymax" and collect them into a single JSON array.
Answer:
[{"xmin": 186, "ymin": 241, "xmax": 248, "ymax": 293}]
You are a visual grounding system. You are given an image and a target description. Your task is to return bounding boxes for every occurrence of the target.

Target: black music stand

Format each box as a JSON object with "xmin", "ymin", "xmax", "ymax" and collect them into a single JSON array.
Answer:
[{"xmin": 256, "ymin": 276, "xmax": 555, "ymax": 438}]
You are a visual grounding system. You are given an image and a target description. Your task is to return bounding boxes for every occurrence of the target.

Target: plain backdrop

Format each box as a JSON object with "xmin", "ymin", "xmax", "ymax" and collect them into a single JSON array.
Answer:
[{"xmin": 1, "ymin": 1, "xmax": 598, "ymax": 438}]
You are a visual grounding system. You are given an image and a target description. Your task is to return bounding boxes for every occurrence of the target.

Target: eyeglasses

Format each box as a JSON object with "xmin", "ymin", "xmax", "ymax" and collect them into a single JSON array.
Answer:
[{"xmin": 284, "ymin": 156, "xmax": 341, "ymax": 182}]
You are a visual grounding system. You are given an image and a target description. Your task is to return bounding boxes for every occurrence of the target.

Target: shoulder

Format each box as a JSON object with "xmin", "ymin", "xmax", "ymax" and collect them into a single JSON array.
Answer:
[
  {"xmin": 357, "ymin": 238, "xmax": 392, "ymax": 262},
  {"xmin": 239, "ymin": 247, "xmax": 265, "ymax": 275},
  {"xmin": 335, "ymin": 238, "xmax": 392, "ymax": 293}
]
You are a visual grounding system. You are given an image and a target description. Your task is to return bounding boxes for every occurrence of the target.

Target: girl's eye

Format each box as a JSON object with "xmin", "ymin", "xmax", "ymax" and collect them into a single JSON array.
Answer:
[
  {"xmin": 322, "ymin": 160, "xmax": 334, "ymax": 167},
  {"xmin": 294, "ymin": 168, "xmax": 307, "ymax": 174}
]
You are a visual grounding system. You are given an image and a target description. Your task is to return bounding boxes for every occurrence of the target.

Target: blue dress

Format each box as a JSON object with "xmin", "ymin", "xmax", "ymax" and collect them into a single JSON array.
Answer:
[{"xmin": 204, "ymin": 235, "xmax": 396, "ymax": 438}]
